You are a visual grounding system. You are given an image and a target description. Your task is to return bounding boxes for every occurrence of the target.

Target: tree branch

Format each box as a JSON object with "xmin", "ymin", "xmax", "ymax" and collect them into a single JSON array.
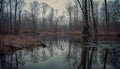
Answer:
[{"xmin": 77, "ymin": 0, "xmax": 84, "ymax": 15}]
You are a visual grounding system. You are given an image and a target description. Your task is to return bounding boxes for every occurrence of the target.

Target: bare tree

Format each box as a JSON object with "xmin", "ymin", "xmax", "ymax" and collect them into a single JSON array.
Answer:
[
  {"xmin": 15, "ymin": 0, "xmax": 24, "ymax": 34},
  {"xmin": 30, "ymin": 1, "xmax": 40, "ymax": 33},
  {"xmin": 14, "ymin": 0, "xmax": 23, "ymax": 34},
  {"xmin": 0, "ymin": 0, "xmax": 4, "ymax": 34},
  {"xmin": 66, "ymin": 1, "xmax": 73, "ymax": 32},
  {"xmin": 14, "ymin": 0, "xmax": 18, "ymax": 34},
  {"xmin": 104, "ymin": 0, "xmax": 109, "ymax": 33},
  {"xmin": 90, "ymin": 0, "xmax": 98, "ymax": 34},
  {"xmin": 49, "ymin": 8, "xmax": 54, "ymax": 32},
  {"xmin": 9, "ymin": 0, "xmax": 13, "ymax": 33},
  {"xmin": 41, "ymin": 3, "xmax": 49, "ymax": 32},
  {"xmin": 77, "ymin": 0, "xmax": 90, "ymax": 36}
]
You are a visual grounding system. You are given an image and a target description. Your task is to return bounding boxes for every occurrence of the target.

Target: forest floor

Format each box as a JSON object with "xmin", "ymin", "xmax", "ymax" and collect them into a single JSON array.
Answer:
[{"xmin": 0, "ymin": 34, "xmax": 43, "ymax": 52}]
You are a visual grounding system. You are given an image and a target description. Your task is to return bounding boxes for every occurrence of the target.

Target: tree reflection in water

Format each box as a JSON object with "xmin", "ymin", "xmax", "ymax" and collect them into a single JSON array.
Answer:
[
  {"xmin": 0, "ymin": 49, "xmax": 25, "ymax": 69},
  {"xmin": 0, "ymin": 36, "xmax": 120, "ymax": 69}
]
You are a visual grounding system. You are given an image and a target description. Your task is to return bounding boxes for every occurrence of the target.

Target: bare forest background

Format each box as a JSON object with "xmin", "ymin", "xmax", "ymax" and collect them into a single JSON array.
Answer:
[{"xmin": 0, "ymin": 0, "xmax": 120, "ymax": 36}]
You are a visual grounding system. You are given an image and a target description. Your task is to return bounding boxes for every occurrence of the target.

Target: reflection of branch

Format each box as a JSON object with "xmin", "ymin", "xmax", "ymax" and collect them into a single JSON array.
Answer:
[
  {"xmin": 111, "ymin": 48, "xmax": 120, "ymax": 68},
  {"xmin": 103, "ymin": 49, "xmax": 108, "ymax": 69},
  {"xmin": 87, "ymin": 48, "xmax": 95, "ymax": 69},
  {"xmin": 77, "ymin": 47, "xmax": 88, "ymax": 69},
  {"xmin": 15, "ymin": 52, "xmax": 19, "ymax": 69},
  {"xmin": 77, "ymin": 63, "xmax": 81, "ymax": 69}
]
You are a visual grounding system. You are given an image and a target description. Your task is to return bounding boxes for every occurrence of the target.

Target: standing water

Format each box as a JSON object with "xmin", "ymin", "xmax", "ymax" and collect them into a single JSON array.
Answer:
[{"xmin": 0, "ymin": 36, "xmax": 120, "ymax": 69}]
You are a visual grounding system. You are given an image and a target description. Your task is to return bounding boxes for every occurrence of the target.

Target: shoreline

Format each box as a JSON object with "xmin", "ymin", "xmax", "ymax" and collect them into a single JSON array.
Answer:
[
  {"xmin": 0, "ymin": 33, "xmax": 120, "ymax": 49},
  {"xmin": 0, "ymin": 34, "xmax": 42, "ymax": 50}
]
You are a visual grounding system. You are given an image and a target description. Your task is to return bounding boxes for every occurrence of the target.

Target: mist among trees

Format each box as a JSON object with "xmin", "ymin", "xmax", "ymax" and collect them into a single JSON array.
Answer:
[{"xmin": 0, "ymin": 0, "xmax": 119, "ymax": 36}]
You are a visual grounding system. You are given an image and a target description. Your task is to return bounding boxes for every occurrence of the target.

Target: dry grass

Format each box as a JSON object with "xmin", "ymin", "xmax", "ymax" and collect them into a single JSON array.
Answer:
[{"xmin": 0, "ymin": 34, "xmax": 42, "ymax": 49}]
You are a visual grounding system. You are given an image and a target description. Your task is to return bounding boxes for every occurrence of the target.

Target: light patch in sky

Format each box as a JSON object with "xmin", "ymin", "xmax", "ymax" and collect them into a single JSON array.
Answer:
[{"xmin": 25, "ymin": 0, "xmax": 69, "ymax": 16}]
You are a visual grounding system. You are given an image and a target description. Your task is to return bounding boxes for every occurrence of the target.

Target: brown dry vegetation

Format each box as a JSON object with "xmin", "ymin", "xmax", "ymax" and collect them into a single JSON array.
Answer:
[{"xmin": 0, "ymin": 34, "xmax": 42, "ymax": 49}]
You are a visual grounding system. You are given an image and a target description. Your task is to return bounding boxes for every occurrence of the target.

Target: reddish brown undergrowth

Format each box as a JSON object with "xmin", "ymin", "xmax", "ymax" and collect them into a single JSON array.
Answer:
[{"xmin": 0, "ymin": 34, "xmax": 42, "ymax": 49}]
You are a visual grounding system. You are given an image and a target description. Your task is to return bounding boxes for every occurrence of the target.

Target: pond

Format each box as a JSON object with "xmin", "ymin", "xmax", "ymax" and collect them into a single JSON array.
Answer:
[{"xmin": 0, "ymin": 35, "xmax": 120, "ymax": 69}]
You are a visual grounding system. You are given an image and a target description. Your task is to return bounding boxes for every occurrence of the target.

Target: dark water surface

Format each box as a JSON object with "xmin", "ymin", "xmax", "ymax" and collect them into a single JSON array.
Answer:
[{"xmin": 0, "ymin": 36, "xmax": 120, "ymax": 69}]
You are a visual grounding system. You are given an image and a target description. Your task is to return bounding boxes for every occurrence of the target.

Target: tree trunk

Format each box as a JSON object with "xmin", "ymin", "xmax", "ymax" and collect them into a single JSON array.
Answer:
[
  {"xmin": 82, "ymin": 0, "xmax": 90, "ymax": 36},
  {"xmin": 9, "ymin": 0, "xmax": 13, "ymax": 33},
  {"xmin": 104, "ymin": 0, "xmax": 109, "ymax": 33},
  {"xmin": 0, "ymin": 0, "xmax": 4, "ymax": 34},
  {"xmin": 15, "ymin": 11, "xmax": 22, "ymax": 34},
  {"xmin": 90, "ymin": 0, "xmax": 98, "ymax": 34},
  {"xmin": 14, "ymin": 0, "xmax": 18, "ymax": 34}
]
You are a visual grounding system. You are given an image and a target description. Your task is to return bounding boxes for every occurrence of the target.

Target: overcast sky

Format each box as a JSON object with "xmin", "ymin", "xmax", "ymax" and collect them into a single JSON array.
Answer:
[
  {"xmin": 24, "ymin": 0, "xmax": 114, "ymax": 16},
  {"xmin": 25, "ymin": 0, "xmax": 70, "ymax": 16}
]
